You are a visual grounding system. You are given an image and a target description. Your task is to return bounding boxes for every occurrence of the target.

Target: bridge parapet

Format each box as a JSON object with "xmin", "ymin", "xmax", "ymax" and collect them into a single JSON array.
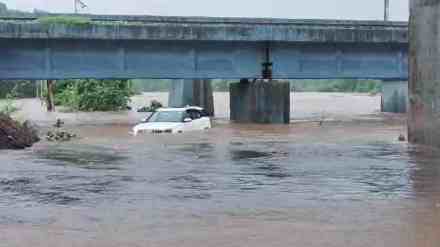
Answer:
[{"xmin": 0, "ymin": 16, "xmax": 408, "ymax": 43}]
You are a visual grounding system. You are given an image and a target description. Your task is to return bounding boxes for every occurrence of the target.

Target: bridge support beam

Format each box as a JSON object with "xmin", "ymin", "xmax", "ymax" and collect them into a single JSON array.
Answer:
[
  {"xmin": 381, "ymin": 81, "xmax": 408, "ymax": 113},
  {"xmin": 168, "ymin": 79, "xmax": 214, "ymax": 116},
  {"xmin": 409, "ymin": 0, "xmax": 440, "ymax": 145},
  {"xmin": 230, "ymin": 80, "xmax": 290, "ymax": 124}
]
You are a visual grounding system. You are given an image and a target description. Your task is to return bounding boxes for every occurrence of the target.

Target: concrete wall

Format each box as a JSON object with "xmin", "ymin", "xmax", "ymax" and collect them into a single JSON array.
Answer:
[
  {"xmin": 168, "ymin": 79, "xmax": 193, "ymax": 107},
  {"xmin": 230, "ymin": 80, "xmax": 290, "ymax": 124},
  {"xmin": 381, "ymin": 81, "xmax": 408, "ymax": 113},
  {"xmin": 408, "ymin": 0, "xmax": 440, "ymax": 145}
]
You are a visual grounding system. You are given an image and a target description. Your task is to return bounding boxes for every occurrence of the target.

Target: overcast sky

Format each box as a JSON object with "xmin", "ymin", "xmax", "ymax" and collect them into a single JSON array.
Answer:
[{"xmin": 2, "ymin": 0, "xmax": 409, "ymax": 21}]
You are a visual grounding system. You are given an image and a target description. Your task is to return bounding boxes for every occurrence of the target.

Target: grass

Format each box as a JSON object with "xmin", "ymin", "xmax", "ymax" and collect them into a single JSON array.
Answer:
[
  {"xmin": 36, "ymin": 16, "xmax": 148, "ymax": 27},
  {"xmin": 0, "ymin": 15, "xmax": 156, "ymax": 27},
  {"xmin": 37, "ymin": 16, "xmax": 92, "ymax": 26}
]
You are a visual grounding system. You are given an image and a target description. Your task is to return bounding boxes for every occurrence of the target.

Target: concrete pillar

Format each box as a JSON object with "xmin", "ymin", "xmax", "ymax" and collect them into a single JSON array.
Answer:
[
  {"xmin": 408, "ymin": 0, "xmax": 440, "ymax": 145},
  {"xmin": 46, "ymin": 80, "xmax": 55, "ymax": 112},
  {"xmin": 381, "ymin": 81, "xmax": 408, "ymax": 113},
  {"xmin": 168, "ymin": 79, "xmax": 214, "ymax": 116},
  {"xmin": 230, "ymin": 80, "xmax": 290, "ymax": 124}
]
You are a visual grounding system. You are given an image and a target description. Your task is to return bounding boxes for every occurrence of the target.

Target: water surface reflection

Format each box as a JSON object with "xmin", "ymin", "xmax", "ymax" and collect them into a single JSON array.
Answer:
[{"xmin": 1, "ymin": 117, "xmax": 439, "ymax": 246}]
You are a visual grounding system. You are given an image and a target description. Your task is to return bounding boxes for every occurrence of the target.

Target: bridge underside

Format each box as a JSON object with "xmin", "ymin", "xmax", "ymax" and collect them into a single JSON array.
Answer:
[{"xmin": 0, "ymin": 39, "xmax": 408, "ymax": 80}]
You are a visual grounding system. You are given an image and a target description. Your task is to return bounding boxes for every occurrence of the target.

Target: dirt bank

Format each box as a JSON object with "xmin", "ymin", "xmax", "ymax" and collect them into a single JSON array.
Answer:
[{"xmin": 0, "ymin": 114, "xmax": 40, "ymax": 149}]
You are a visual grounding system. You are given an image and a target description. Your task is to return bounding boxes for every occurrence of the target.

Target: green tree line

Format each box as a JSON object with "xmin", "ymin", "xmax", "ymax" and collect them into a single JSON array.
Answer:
[
  {"xmin": 53, "ymin": 79, "xmax": 134, "ymax": 111},
  {"xmin": 0, "ymin": 79, "xmax": 382, "ymax": 99},
  {"xmin": 131, "ymin": 79, "xmax": 381, "ymax": 93}
]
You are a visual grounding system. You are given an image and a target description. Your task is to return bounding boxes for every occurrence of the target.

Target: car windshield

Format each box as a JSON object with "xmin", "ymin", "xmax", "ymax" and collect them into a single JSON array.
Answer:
[{"xmin": 148, "ymin": 111, "xmax": 184, "ymax": 123}]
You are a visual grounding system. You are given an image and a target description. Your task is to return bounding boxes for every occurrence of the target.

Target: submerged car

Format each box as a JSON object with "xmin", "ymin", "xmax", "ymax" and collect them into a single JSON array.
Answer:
[{"xmin": 132, "ymin": 106, "xmax": 211, "ymax": 135}]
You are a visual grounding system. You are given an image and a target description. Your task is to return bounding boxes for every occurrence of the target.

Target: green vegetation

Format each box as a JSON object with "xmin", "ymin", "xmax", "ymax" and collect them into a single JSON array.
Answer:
[
  {"xmin": 53, "ymin": 79, "xmax": 134, "ymax": 111},
  {"xmin": 289, "ymin": 79, "xmax": 382, "ymax": 93},
  {"xmin": 38, "ymin": 16, "xmax": 92, "ymax": 26},
  {"xmin": 0, "ymin": 83, "xmax": 20, "ymax": 115},
  {"xmin": 0, "ymin": 97, "xmax": 19, "ymax": 115},
  {"xmin": 202, "ymin": 79, "xmax": 382, "ymax": 94},
  {"xmin": 212, "ymin": 80, "xmax": 230, "ymax": 92},
  {"xmin": 131, "ymin": 79, "xmax": 171, "ymax": 93},
  {"xmin": 127, "ymin": 79, "xmax": 382, "ymax": 93},
  {"xmin": 36, "ymin": 16, "xmax": 147, "ymax": 27},
  {"xmin": 0, "ymin": 80, "xmax": 36, "ymax": 99}
]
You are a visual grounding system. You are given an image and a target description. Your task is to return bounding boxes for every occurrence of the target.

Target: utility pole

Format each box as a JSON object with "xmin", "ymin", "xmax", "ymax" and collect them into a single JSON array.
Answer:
[
  {"xmin": 74, "ymin": 0, "xmax": 87, "ymax": 14},
  {"xmin": 384, "ymin": 0, "xmax": 390, "ymax": 21}
]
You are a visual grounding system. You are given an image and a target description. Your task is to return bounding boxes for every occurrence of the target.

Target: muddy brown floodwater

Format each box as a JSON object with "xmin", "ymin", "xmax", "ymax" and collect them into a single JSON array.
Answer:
[{"xmin": 1, "ymin": 93, "xmax": 440, "ymax": 247}]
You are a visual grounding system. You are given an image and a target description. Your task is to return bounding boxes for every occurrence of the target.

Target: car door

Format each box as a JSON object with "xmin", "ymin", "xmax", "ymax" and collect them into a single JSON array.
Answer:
[
  {"xmin": 199, "ymin": 109, "xmax": 211, "ymax": 129},
  {"xmin": 186, "ymin": 109, "xmax": 203, "ymax": 131},
  {"xmin": 182, "ymin": 111, "xmax": 195, "ymax": 132}
]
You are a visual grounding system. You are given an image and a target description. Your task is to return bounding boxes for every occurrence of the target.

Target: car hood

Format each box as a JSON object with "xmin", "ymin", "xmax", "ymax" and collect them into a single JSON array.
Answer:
[{"xmin": 133, "ymin": 122, "xmax": 183, "ymax": 131}]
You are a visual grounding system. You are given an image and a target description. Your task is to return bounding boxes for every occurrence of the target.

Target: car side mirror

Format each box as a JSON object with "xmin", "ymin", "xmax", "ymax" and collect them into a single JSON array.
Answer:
[{"xmin": 184, "ymin": 117, "xmax": 192, "ymax": 123}]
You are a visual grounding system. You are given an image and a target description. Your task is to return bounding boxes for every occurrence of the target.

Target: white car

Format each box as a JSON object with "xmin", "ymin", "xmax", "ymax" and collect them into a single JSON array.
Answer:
[{"xmin": 132, "ymin": 106, "xmax": 211, "ymax": 135}]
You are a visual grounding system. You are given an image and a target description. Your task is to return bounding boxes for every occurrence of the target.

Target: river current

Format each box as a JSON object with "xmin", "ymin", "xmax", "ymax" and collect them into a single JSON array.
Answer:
[{"xmin": 0, "ymin": 93, "xmax": 439, "ymax": 247}]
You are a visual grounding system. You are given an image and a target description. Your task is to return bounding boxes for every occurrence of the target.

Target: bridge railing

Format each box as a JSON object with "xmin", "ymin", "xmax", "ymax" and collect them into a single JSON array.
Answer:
[{"xmin": 0, "ymin": 14, "xmax": 408, "ymax": 27}]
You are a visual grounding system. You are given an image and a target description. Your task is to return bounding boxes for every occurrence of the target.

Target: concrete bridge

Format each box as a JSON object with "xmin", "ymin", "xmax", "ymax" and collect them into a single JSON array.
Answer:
[
  {"xmin": 0, "ymin": 15, "xmax": 409, "ymax": 122},
  {"xmin": 0, "ymin": 16, "xmax": 408, "ymax": 80}
]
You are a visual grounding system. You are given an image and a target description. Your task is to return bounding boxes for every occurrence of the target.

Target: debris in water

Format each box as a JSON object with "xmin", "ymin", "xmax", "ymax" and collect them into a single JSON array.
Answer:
[
  {"xmin": 398, "ymin": 134, "xmax": 406, "ymax": 142},
  {"xmin": 47, "ymin": 119, "xmax": 77, "ymax": 142},
  {"xmin": 46, "ymin": 131, "xmax": 77, "ymax": 142},
  {"xmin": 53, "ymin": 118, "xmax": 64, "ymax": 128},
  {"xmin": 137, "ymin": 100, "xmax": 163, "ymax": 112}
]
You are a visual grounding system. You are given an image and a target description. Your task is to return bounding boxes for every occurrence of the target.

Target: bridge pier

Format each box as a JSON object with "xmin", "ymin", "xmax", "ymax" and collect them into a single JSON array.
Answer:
[
  {"xmin": 168, "ymin": 79, "xmax": 214, "ymax": 116},
  {"xmin": 230, "ymin": 80, "xmax": 290, "ymax": 124},
  {"xmin": 409, "ymin": 0, "xmax": 440, "ymax": 145},
  {"xmin": 381, "ymin": 81, "xmax": 408, "ymax": 113}
]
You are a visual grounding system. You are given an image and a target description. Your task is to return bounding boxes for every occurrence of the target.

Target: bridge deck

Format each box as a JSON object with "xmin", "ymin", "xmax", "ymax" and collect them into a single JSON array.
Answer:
[{"xmin": 0, "ymin": 16, "xmax": 408, "ymax": 80}]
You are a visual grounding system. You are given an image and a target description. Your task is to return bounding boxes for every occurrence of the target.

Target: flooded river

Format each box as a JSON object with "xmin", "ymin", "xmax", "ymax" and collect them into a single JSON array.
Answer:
[{"xmin": 1, "ymin": 93, "xmax": 439, "ymax": 247}]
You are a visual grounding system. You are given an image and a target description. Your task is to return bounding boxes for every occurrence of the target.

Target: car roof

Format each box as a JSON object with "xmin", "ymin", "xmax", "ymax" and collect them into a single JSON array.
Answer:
[{"xmin": 156, "ymin": 106, "xmax": 204, "ymax": 112}]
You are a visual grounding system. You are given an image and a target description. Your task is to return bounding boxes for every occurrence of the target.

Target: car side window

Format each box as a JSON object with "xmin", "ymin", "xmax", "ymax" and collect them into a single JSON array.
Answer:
[
  {"xmin": 186, "ymin": 110, "xmax": 201, "ymax": 120},
  {"xmin": 200, "ymin": 110, "xmax": 209, "ymax": 117},
  {"xmin": 182, "ymin": 112, "xmax": 190, "ymax": 121}
]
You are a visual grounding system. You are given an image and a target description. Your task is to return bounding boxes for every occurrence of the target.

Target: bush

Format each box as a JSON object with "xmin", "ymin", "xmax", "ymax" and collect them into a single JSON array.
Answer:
[
  {"xmin": 54, "ymin": 79, "xmax": 134, "ymax": 111},
  {"xmin": 289, "ymin": 79, "xmax": 382, "ymax": 93},
  {"xmin": 0, "ymin": 100, "xmax": 19, "ymax": 115},
  {"xmin": 130, "ymin": 79, "xmax": 171, "ymax": 92},
  {"xmin": 0, "ymin": 80, "xmax": 36, "ymax": 99},
  {"xmin": 0, "ymin": 84, "xmax": 20, "ymax": 116},
  {"xmin": 212, "ymin": 79, "xmax": 230, "ymax": 92}
]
